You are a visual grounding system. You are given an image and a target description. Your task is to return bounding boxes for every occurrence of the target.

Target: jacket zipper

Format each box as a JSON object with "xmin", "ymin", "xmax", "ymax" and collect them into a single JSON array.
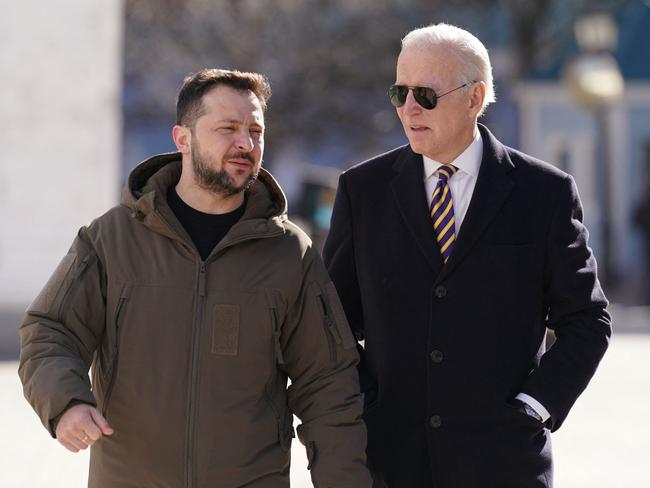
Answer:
[
  {"xmin": 316, "ymin": 291, "xmax": 342, "ymax": 362},
  {"xmin": 154, "ymin": 210, "xmax": 205, "ymax": 488},
  {"xmin": 270, "ymin": 308, "xmax": 285, "ymax": 366},
  {"xmin": 57, "ymin": 255, "xmax": 91, "ymax": 321},
  {"xmin": 154, "ymin": 211, "xmax": 286, "ymax": 484},
  {"xmin": 263, "ymin": 306, "xmax": 293, "ymax": 451},
  {"xmin": 102, "ymin": 293, "xmax": 129, "ymax": 417},
  {"xmin": 186, "ymin": 262, "xmax": 206, "ymax": 488},
  {"xmin": 265, "ymin": 306, "xmax": 282, "ymax": 400}
]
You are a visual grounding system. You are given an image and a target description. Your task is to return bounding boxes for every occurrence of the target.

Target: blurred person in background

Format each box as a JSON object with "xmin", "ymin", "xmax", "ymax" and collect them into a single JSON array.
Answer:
[
  {"xmin": 324, "ymin": 23, "xmax": 611, "ymax": 488},
  {"xmin": 19, "ymin": 68, "xmax": 372, "ymax": 488}
]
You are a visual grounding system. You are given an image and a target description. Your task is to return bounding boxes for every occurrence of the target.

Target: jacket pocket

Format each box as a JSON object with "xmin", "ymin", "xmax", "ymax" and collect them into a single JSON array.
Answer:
[
  {"xmin": 263, "ymin": 288, "xmax": 287, "ymax": 368},
  {"xmin": 56, "ymin": 254, "xmax": 93, "ymax": 322},
  {"xmin": 323, "ymin": 282, "xmax": 356, "ymax": 349},
  {"xmin": 504, "ymin": 401, "xmax": 546, "ymax": 431},
  {"xmin": 310, "ymin": 282, "xmax": 356, "ymax": 362},
  {"xmin": 269, "ymin": 305, "xmax": 285, "ymax": 366},
  {"xmin": 102, "ymin": 283, "xmax": 132, "ymax": 418},
  {"xmin": 28, "ymin": 253, "xmax": 92, "ymax": 318},
  {"xmin": 262, "ymin": 290, "xmax": 293, "ymax": 451}
]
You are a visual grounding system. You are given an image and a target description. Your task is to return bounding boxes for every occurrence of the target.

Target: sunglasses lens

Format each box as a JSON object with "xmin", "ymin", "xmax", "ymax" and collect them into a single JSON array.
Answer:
[
  {"xmin": 388, "ymin": 85, "xmax": 408, "ymax": 107},
  {"xmin": 388, "ymin": 85, "xmax": 438, "ymax": 109},
  {"xmin": 413, "ymin": 87, "xmax": 437, "ymax": 109}
]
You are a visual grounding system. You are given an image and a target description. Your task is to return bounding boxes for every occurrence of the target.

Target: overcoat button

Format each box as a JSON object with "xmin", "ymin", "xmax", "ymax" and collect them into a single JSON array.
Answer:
[
  {"xmin": 434, "ymin": 285, "xmax": 447, "ymax": 298},
  {"xmin": 430, "ymin": 350, "xmax": 444, "ymax": 363}
]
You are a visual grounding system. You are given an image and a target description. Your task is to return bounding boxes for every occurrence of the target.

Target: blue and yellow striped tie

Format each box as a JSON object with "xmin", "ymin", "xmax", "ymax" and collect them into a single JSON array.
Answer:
[{"xmin": 430, "ymin": 164, "xmax": 458, "ymax": 263}]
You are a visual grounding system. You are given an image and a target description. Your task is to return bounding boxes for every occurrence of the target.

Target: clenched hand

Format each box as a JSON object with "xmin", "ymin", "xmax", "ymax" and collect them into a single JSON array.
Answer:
[{"xmin": 55, "ymin": 404, "xmax": 114, "ymax": 452}]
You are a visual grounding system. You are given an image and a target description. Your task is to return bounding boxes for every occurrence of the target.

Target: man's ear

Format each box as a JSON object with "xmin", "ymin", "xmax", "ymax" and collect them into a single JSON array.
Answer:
[
  {"xmin": 172, "ymin": 125, "xmax": 191, "ymax": 154},
  {"xmin": 468, "ymin": 81, "xmax": 486, "ymax": 116}
]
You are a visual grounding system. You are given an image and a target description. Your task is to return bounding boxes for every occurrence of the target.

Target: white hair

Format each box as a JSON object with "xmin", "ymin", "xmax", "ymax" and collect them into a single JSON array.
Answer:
[{"xmin": 401, "ymin": 23, "xmax": 496, "ymax": 115}]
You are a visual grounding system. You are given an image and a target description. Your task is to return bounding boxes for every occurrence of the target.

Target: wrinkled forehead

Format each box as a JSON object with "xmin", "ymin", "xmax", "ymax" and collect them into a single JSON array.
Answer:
[
  {"xmin": 396, "ymin": 45, "xmax": 462, "ymax": 89},
  {"xmin": 201, "ymin": 85, "xmax": 265, "ymax": 124}
]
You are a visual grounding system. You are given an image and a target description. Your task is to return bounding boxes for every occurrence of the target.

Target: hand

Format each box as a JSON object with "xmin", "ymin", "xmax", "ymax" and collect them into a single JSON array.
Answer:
[
  {"xmin": 55, "ymin": 404, "xmax": 114, "ymax": 452},
  {"xmin": 516, "ymin": 401, "xmax": 544, "ymax": 424}
]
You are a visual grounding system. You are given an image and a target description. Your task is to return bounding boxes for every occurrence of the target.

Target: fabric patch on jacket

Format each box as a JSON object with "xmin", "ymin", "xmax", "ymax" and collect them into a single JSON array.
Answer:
[{"xmin": 212, "ymin": 304, "xmax": 240, "ymax": 355}]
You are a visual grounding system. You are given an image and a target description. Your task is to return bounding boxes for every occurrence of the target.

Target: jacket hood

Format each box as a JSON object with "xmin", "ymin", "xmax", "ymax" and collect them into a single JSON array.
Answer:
[{"xmin": 120, "ymin": 152, "xmax": 288, "ymax": 246}]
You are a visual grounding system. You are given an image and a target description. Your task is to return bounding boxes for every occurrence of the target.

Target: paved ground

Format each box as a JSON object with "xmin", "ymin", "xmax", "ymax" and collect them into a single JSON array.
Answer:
[
  {"xmin": 0, "ymin": 360, "xmax": 312, "ymax": 487},
  {"xmin": 1, "ymin": 305, "xmax": 649, "ymax": 487}
]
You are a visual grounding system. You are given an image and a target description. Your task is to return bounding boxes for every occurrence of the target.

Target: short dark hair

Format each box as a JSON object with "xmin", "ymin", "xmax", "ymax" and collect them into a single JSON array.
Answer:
[{"xmin": 176, "ymin": 68, "xmax": 272, "ymax": 128}]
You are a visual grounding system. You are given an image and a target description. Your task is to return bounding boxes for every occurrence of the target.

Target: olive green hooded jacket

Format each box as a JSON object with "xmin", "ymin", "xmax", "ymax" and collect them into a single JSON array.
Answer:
[{"xmin": 19, "ymin": 153, "xmax": 372, "ymax": 488}]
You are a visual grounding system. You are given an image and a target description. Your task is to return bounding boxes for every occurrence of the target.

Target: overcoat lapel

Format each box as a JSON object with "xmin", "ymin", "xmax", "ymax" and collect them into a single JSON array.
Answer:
[
  {"xmin": 390, "ymin": 147, "xmax": 444, "ymax": 275},
  {"xmin": 436, "ymin": 124, "xmax": 516, "ymax": 282}
]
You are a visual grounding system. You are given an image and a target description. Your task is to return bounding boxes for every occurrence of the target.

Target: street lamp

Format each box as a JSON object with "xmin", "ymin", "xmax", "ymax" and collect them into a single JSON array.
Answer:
[
  {"xmin": 567, "ymin": 13, "xmax": 624, "ymax": 107},
  {"xmin": 564, "ymin": 12, "xmax": 624, "ymax": 289}
]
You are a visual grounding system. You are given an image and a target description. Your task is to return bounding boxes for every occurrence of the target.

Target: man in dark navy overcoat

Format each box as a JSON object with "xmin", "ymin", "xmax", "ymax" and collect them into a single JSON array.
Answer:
[{"xmin": 323, "ymin": 22, "xmax": 611, "ymax": 488}]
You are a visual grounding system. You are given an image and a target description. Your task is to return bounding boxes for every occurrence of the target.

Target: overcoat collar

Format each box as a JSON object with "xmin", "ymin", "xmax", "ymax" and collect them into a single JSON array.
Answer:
[{"xmin": 390, "ymin": 123, "xmax": 516, "ymax": 280}]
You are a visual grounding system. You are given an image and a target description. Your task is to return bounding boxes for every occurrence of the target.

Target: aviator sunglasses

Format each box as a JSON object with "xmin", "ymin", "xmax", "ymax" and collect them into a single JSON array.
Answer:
[{"xmin": 388, "ymin": 81, "xmax": 475, "ymax": 110}]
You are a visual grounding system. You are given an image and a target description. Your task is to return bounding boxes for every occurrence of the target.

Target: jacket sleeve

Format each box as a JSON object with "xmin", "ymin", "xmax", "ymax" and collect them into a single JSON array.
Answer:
[
  {"xmin": 18, "ymin": 226, "xmax": 106, "ymax": 436},
  {"xmin": 282, "ymin": 245, "xmax": 372, "ymax": 488},
  {"xmin": 521, "ymin": 175, "xmax": 612, "ymax": 431}
]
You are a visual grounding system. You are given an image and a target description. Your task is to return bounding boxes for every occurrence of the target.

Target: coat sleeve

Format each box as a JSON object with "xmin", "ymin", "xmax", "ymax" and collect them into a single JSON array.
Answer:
[
  {"xmin": 18, "ymin": 226, "xmax": 106, "ymax": 436},
  {"xmin": 282, "ymin": 244, "xmax": 372, "ymax": 488},
  {"xmin": 322, "ymin": 173, "xmax": 364, "ymax": 340},
  {"xmin": 322, "ymin": 173, "xmax": 375, "ymax": 398},
  {"xmin": 521, "ymin": 174, "xmax": 612, "ymax": 431}
]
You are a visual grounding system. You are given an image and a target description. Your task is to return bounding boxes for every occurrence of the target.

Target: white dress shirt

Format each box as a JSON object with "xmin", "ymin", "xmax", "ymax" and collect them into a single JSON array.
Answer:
[
  {"xmin": 423, "ymin": 130, "xmax": 482, "ymax": 233},
  {"xmin": 422, "ymin": 128, "xmax": 551, "ymax": 423}
]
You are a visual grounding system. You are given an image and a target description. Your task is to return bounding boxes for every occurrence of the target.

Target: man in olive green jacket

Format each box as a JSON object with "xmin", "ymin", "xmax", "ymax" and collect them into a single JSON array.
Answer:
[{"xmin": 19, "ymin": 68, "xmax": 372, "ymax": 488}]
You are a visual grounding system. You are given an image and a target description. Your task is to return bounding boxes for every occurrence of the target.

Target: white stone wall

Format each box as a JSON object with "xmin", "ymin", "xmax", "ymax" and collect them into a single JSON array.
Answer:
[{"xmin": 0, "ymin": 0, "xmax": 122, "ymax": 308}]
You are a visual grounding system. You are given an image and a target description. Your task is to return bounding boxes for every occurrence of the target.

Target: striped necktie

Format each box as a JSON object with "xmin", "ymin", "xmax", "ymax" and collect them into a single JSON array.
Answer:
[{"xmin": 430, "ymin": 164, "xmax": 458, "ymax": 263}]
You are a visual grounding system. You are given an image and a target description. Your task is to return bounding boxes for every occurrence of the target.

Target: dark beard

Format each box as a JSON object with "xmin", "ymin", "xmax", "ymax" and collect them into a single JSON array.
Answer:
[{"xmin": 191, "ymin": 139, "xmax": 258, "ymax": 196}]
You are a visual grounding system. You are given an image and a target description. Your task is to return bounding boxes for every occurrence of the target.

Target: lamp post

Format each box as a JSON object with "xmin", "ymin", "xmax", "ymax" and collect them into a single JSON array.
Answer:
[{"xmin": 564, "ymin": 12, "xmax": 624, "ymax": 289}]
